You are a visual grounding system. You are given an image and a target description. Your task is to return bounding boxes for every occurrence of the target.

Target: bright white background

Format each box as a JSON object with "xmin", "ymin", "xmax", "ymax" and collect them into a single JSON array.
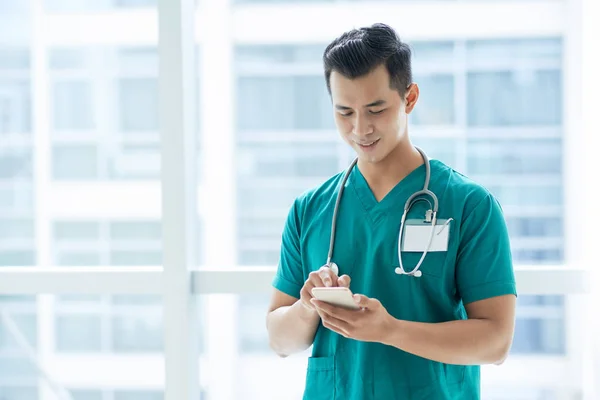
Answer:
[{"xmin": 0, "ymin": 0, "xmax": 599, "ymax": 399}]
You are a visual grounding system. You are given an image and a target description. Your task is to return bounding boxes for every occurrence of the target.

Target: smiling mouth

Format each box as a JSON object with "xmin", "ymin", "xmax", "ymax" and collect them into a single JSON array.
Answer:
[{"xmin": 355, "ymin": 139, "xmax": 380, "ymax": 148}]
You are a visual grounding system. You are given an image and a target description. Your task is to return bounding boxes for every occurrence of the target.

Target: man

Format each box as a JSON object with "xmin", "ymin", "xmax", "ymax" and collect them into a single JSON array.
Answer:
[{"xmin": 265, "ymin": 23, "xmax": 517, "ymax": 400}]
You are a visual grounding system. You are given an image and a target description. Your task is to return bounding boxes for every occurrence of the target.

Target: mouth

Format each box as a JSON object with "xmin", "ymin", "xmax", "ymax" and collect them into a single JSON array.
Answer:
[{"xmin": 355, "ymin": 139, "xmax": 380, "ymax": 150}]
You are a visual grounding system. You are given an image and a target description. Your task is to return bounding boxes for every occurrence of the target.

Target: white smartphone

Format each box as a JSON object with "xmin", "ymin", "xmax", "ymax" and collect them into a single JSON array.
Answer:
[{"xmin": 311, "ymin": 287, "xmax": 360, "ymax": 310}]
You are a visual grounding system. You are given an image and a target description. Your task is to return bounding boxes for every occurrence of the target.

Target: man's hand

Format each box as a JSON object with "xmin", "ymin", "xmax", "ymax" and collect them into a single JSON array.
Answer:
[
  {"xmin": 299, "ymin": 266, "xmax": 351, "ymax": 311},
  {"xmin": 311, "ymin": 294, "xmax": 393, "ymax": 343}
]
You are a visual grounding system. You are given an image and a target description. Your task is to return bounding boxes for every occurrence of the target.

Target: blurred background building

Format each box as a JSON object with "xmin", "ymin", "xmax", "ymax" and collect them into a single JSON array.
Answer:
[{"xmin": 0, "ymin": 0, "xmax": 584, "ymax": 399}]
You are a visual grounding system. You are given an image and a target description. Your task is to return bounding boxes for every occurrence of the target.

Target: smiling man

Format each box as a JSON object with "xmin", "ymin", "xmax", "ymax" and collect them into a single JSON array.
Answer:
[{"xmin": 265, "ymin": 23, "xmax": 517, "ymax": 400}]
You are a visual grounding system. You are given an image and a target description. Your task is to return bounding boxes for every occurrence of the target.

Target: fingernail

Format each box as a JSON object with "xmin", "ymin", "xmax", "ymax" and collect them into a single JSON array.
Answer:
[
  {"xmin": 353, "ymin": 294, "xmax": 360, "ymax": 303},
  {"xmin": 324, "ymin": 279, "xmax": 331, "ymax": 287}
]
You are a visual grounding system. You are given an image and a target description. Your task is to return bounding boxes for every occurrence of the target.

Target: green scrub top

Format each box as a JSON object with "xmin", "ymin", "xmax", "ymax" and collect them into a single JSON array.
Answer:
[{"xmin": 272, "ymin": 159, "xmax": 517, "ymax": 400}]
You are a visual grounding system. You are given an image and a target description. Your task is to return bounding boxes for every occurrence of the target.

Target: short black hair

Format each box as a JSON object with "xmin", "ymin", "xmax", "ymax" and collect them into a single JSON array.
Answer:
[{"xmin": 323, "ymin": 23, "xmax": 412, "ymax": 99}]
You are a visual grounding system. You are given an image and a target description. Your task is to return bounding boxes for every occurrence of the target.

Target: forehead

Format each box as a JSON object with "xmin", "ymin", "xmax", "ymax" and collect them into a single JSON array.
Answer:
[{"xmin": 329, "ymin": 65, "xmax": 396, "ymax": 104}]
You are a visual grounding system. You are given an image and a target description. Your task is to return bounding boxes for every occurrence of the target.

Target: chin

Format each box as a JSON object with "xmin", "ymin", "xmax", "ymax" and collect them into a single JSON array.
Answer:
[{"xmin": 357, "ymin": 153, "xmax": 384, "ymax": 164}]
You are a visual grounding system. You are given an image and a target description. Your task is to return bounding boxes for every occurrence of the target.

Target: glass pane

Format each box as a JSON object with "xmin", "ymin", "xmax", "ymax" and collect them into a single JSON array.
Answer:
[
  {"xmin": 114, "ymin": 391, "xmax": 164, "ymax": 400},
  {"xmin": 411, "ymin": 41, "xmax": 455, "ymax": 68},
  {"xmin": 0, "ymin": 296, "xmax": 37, "ymax": 396},
  {"xmin": 237, "ymin": 143, "xmax": 339, "ymax": 179},
  {"xmin": 56, "ymin": 315, "xmax": 102, "ymax": 352},
  {"xmin": 506, "ymin": 217, "xmax": 562, "ymax": 238},
  {"xmin": 118, "ymin": 78, "xmax": 158, "ymax": 132},
  {"xmin": 48, "ymin": 46, "xmax": 160, "ymax": 182},
  {"xmin": 52, "ymin": 144, "xmax": 99, "ymax": 179},
  {"xmin": 112, "ymin": 312, "xmax": 163, "ymax": 352},
  {"xmin": 467, "ymin": 138, "xmax": 562, "ymax": 175},
  {"xmin": 236, "ymin": 44, "xmax": 323, "ymax": 65},
  {"xmin": 70, "ymin": 391, "xmax": 103, "ymax": 400},
  {"xmin": 0, "ymin": 386, "xmax": 38, "ymax": 399},
  {"xmin": 236, "ymin": 76, "xmax": 333, "ymax": 131},
  {"xmin": 0, "ymin": 80, "xmax": 31, "ymax": 135},
  {"xmin": 109, "ymin": 221, "xmax": 161, "ymax": 240},
  {"xmin": 467, "ymin": 70, "xmax": 562, "ymax": 126},
  {"xmin": 0, "ymin": 295, "xmax": 164, "ymax": 396},
  {"xmin": 466, "ymin": 38, "xmax": 562, "ymax": 67},
  {"xmin": 45, "ymin": 0, "xmax": 156, "ymax": 11},
  {"xmin": 108, "ymin": 144, "xmax": 161, "ymax": 180},
  {"xmin": 0, "ymin": 218, "xmax": 34, "ymax": 239},
  {"xmin": 485, "ymin": 184, "xmax": 562, "ymax": 207},
  {"xmin": 54, "ymin": 221, "xmax": 100, "ymax": 240},
  {"xmin": 411, "ymin": 74, "xmax": 454, "ymax": 125},
  {"xmin": 0, "ymin": 251, "xmax": 35, "ymax": 266},
  {"xmin": 52, "ymin": 80, "xmax": 95, "ymax": 131},
  {"xmin": 0, "ymin": 147, "xmax": 32, "ymax": 179}
]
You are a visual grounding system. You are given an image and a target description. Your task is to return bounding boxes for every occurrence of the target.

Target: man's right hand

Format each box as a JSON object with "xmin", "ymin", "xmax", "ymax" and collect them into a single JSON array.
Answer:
[{"xmin": 299, "ymin": 265, "xmax": 351, "ymax": 311}]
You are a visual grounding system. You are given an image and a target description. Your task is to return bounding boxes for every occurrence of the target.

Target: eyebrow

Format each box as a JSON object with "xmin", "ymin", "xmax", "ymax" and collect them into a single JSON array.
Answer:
[{"xmin": 335, "ymin": 100, "xmax": 387, "ymax": 111}]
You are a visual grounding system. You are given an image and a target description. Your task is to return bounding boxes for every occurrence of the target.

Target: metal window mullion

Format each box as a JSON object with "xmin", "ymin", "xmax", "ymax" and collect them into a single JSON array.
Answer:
[
  {"xmin": 158, "ymin": 0, "xmax": 199, "ymax": 399},
  {"xmin": 28, "ymin": 1, "xmax": 62, "ymax": 399}
]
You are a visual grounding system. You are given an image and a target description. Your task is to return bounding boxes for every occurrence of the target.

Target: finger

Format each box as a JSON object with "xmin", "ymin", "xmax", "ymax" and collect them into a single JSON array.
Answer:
[
  {"xmin": 311, "ymin": 299, "xmax": 355, "ymax": 321},
  {"xmin": 318, "ymin": 266, "xmax": 336, "ymax": 287},
  {"xmin": 300, "ymin": 283, "xmax": 316, "ymax": 309},
  {"xmin": 353, "ymin": 294, "xmax": 378, "ymax": 309},
  {"xmin": 337, "ymin": 274, "xmax": 351, "ymax": 288},
  {"xmin": 321, "ymin": 313, "xmax": 352, "ymax": 337}
]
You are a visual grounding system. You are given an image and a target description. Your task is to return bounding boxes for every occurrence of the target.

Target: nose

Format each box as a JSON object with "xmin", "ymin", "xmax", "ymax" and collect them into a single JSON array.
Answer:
[{"xmin": 352, "ymin": 114, "xmax": 373, "ymax": 137}]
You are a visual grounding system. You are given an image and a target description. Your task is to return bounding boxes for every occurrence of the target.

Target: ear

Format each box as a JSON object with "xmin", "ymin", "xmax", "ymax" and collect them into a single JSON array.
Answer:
[{"xmin": 404, "ymin": 83, "xmax": 419, "ymax": 114}]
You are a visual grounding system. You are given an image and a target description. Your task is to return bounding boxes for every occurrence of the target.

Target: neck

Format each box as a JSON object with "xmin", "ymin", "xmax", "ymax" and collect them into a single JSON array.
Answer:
[{"xmin": 357, "ymin": 141, "xmax": 424, "ymax": 193}]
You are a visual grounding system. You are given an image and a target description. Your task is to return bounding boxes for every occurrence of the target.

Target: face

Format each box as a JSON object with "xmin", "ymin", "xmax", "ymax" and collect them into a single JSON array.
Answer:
[{"xmin": 330, "ymin": 64, "xmax": 419, "ymax": 165}]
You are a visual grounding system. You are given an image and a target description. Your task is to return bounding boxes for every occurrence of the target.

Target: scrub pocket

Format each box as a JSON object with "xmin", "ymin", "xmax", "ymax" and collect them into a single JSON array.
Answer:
[{"xmin": 302, "ymin": 356, "xmax": 335, "ymax": 400}]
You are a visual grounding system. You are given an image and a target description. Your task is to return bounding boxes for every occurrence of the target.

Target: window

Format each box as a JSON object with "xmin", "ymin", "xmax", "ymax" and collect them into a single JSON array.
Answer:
[
  {"xmin": 0, "ymin": 218, "xmax": 34, "ymax": 240},
  {"xmin": 506, "ymin": 217, "xmax": 562, "ymax": 238},
  {"xmin": 52, "ymin": 144, "xmax": 99, "ymax": 179},
  {"xmin": 467, "ymin": 70, "xmax": 562, "ymax": 126},
  {"xmin": 56, "ymin": 315, "xmax": 102, "ymax": 352},
  {"xmin": 118, "ymin": 78, "xmax": 158, "ymax": 132},
  {"xmin": 54, "ymin": 221, "xmax": 100, "ymax": 240},
  {"xmin": 467, "ymin": 139, "xmax": 562, "ymax": 175},
  {"xmin": 52, "ymin": 80, "xmax": 95, "ymax": 131},
  {"xmin": 0, "ymin": 149, "xmax": 32, "ymax": 179},
  {"xmin": 411, "ymin": 74, "xmax": 455, "ymax": 125},
  {"xmin": 0, "ymin": 80, "xmax": 31, "ymax": 135},
  {"xmin": 237, "ymin": 143, "xmax": 340, "ymax": 179},
  {"xmin": 45, "ymin": 0, "xmax": 156, "ymax": 11},
  {"xmin": 0, "ymin": 386, "xmax": 38, "ymax": 399},
  {"xmin": 0, "ymin": 314, "xmax": 37, "ymax": 352},
  {"xmin": 237, "ymin": 76, "xmax": 333, "ymax": 131},
  {"xmin": 107, "ymin": 144, "xmax": 161, "ymax": 180},
  {"xmin": 0, "ymin": 251, "xmax": 35, "ymax": 266}
]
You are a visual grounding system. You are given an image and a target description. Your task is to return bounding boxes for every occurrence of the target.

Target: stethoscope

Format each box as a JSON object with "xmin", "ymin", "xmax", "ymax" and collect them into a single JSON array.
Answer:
[{"xmin": 325, "ymin": 147, "xmax": 438, "ymax": 278}]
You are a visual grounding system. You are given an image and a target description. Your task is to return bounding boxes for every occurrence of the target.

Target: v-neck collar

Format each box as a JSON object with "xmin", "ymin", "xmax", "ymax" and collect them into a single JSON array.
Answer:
[{"xmin": 348, "ymin": 161, "xmax": 428, "ymax": 218}]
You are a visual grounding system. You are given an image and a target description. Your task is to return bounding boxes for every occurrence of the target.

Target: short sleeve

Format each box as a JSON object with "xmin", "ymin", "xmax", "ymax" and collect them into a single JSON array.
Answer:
[
  {"xmin": 271, "ymin": 198, "xmax": 305, "ymax": 299},
  {"xmin": 456, "ymin": 193, "xmax": 517, "ymax": 305}
]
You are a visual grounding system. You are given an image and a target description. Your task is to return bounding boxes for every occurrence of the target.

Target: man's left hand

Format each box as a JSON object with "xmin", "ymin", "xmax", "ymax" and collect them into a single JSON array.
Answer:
[{"xmin": 310, "ymin": 294, "xmax": 394, "ymax": 343}]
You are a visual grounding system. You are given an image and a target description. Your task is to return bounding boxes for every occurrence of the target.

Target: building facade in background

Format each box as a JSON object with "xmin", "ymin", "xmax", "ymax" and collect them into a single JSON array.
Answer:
[{"xmin": 0, "ymin": 0, "xmax": 577, "ymax": 399}]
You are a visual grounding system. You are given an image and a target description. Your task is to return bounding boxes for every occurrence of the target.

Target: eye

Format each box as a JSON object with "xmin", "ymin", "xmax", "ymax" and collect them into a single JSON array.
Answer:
[
  {"xmin": 369, "ymin": 109, "xmax": 385, "ymax": 115},
  {"xmin": 339, "ymin": 111, "xmax": 354, "ymax": 117}
]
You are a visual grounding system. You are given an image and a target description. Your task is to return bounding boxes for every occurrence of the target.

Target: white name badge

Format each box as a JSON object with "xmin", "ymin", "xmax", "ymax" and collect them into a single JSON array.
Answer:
[{"xmin": 401, "ymin": 219, "xmax": 452, "ymax": 252}]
